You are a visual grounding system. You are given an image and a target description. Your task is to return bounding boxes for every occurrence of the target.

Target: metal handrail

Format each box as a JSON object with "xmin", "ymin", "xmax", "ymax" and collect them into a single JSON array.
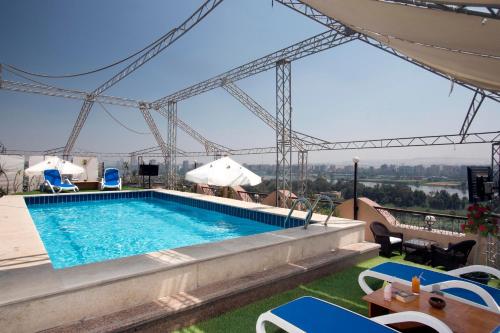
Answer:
[
  {"xmin": 284, "ymin": 197, "xmax": 313, "ymax": 229},
  {"xmin": 310, "ymin": 194, "xmax": 336, "ymax": 226},
  {"xmin": 373, "ymin": 206, "xmax": 467, "ymax": 220}
]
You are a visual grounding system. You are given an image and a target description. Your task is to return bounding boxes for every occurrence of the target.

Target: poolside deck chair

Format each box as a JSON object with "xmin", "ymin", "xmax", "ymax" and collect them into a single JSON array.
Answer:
[
  {"xmin": 100, "ymin": 168, "xmax": 122, "ymax": 190},
  {"xmin": 43, "ymin": 169, "xmax": 79, "ymax": 193},
  {"xmin": 256, "ymin": 296, "xmax": 452, "ymax": 333},
  {"xmin": 358, "ymin": 262, "xmax": 500, "ymax": 313}
]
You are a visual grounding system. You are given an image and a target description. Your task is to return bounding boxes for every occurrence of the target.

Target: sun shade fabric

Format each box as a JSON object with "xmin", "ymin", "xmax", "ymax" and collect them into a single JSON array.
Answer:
[
  {"xmin": 270, "ymin": 296, "xmax": 398, "ymax": 332},
  {"xmin": 25, "ymin": 157, "xmax": 85, "ymax": 176},
  {"xmin": 301, "ymin": 0, "xmax": 500, "ymax": 92},
  {"xmin": 185, "ymin": 156, "xmax": 262, "ymax": 186}
]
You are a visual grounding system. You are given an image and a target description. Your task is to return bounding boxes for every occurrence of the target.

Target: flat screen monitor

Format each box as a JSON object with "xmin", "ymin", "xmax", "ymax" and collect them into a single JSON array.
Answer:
[
  {"xmin": 139, "ymin": 164, "xmax": 159, "ymax": 177},
  {"xmin": 467, "ymin": 166, "xmax": 492, "ymax": 203}
]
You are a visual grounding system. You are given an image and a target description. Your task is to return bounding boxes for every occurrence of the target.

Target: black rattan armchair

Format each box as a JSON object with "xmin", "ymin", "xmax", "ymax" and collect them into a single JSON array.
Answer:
[
  {"xmin": 430, "ymin": 240, "xmax": 476, "ymax": 271},
  {"xmin": 370, "ymin": 221, "xmax": 403, "ymax": 257}
]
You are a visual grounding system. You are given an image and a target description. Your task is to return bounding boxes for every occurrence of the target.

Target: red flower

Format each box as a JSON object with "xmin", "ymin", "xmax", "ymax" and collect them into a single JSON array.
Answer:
[
  {"xmin": 467, "ymin": 213, "xmax": 471, "ymax": 218},
  {"xmin": 460, "ymin": 224, "xmax": 466, "ymax": 231},
  {"xmin": 467, "ymin": 206, "xmax": 473, "ymax": 212},
  {"xmin": 468, "ymin": 220, "xmax": 475, "ymax": 225},
  {"xmin": 479, "ymin": 225, "xmax": 487, "ymax": 232},
  {"xmin": 474, "ymin": 212, "xmax": 481, "ymax": 219}
]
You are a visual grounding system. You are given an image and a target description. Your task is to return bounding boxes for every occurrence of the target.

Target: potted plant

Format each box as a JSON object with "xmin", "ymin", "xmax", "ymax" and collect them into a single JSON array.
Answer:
[{"xmin": 460, "ymin": 203, "xmax": 498, "ymax": 284}]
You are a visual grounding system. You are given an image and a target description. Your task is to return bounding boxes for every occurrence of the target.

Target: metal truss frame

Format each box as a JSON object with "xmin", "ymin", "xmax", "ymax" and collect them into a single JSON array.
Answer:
[
  {"xmin": 276, "ymin": 60, "xmax": 293, "ymax": 207},
  {"xmin": 138, "ymin": 103, "xmax": 169, "ymax": 169},
  {"xmin": 384, "ymin": 0, "xmax": 500, "ymax": 19},
  {"xmin": 297, "ymin": 150, "xmax": 308, "ymax": 196},
  {"xmin": 459, "ymin": 89, "xmax": 486, "ymax": 142},
  {"xmin": 273, "ymin": 0, "xmax": 500, "ymax": 104},
  {"xmin": 62, "ymin": 0, "xmax": 224, "ymax": 156},
  {"xmin": 166, "ymin": 102, "xmax": 177, "ymax": 189},
  {"xmin": 493, "ymin": 142, "xmax": 500, "ymax": 196},
  {"xmin": 153, "ymin": 28, "xmax": 356, "ymax": 107}
]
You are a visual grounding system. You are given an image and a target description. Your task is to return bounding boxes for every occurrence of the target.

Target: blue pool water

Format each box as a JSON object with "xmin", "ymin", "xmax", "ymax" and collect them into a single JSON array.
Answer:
[{"xmin": 28, "ymin": 197, "xmax": 281, "ymax": 269}]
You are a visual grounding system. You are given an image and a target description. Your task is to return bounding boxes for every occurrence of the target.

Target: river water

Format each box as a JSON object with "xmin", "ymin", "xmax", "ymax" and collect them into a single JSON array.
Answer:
[{"xmin": 360, "ymin": 181, "xmax": 467, "ymax": 197}]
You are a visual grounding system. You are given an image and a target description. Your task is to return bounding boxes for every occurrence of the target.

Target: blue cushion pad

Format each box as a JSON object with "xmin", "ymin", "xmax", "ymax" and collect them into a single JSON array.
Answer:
[
  {"xmin": 270, "ymin": 297, "xmax": 396, "ymax": 333},
  {"xmin": 372, "ymin": 262, "xmax": 499, "ymax": 306}
]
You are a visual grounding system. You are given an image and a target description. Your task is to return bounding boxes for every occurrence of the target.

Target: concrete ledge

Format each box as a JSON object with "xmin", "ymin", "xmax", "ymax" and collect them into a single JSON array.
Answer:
[{"xmin": 44, "ymin": 242, "xmax": 380, "ymax": 333}]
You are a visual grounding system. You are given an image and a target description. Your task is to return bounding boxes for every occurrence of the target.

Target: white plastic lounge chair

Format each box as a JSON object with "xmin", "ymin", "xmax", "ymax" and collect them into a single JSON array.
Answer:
[
  {"xmin": 358, "ymin": 262, "xmax": 500, "ymax": 313},
  {"xmin": 256, "ymin": 296, "xmax": 452, "ymax": 333},
  {"xmin": 100, "ymin": 168, "xmax": 122, "ymax": 190},
  {"xmin": 43, "ymin": 169, "xmax": 79, "ymax": 193}
]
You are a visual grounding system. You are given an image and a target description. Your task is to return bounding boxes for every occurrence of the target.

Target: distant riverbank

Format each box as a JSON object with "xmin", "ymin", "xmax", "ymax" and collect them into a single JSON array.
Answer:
[{"xmin": 360, "ymin": 180, "xmax": 467, "ymax": 197}]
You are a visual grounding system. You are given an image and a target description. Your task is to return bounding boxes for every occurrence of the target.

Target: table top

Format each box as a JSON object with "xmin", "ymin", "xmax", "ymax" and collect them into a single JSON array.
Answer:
[
  {"xmin": 403, "ymin": 238, "xmax": 438, "ymax": 249},
  {"xmin": 363, "ymin": 282, "xmax": 500, "ymax": 333}
]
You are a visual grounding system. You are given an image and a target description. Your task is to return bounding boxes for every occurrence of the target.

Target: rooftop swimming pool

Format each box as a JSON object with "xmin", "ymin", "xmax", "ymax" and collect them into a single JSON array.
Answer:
[{"xmin": 26, "ymin": 191, "xmax": 292, "ymax": 269}]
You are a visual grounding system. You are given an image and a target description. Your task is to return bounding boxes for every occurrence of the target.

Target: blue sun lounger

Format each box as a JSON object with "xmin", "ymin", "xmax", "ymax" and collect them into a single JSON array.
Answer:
[
  {"xmin": 359, "ymin": 262, "xmax": 500, "ymax": 313},
  {"xmin": 100, "ymin": 168, "xmax": 122, "ymax": 190},
  {"xmin": 43, "ymin": 169, "xmax": 79, "ymax": 193},
  {"xmin": 256, "ymin": 296, "xmax": 452, "ymax": 333}
]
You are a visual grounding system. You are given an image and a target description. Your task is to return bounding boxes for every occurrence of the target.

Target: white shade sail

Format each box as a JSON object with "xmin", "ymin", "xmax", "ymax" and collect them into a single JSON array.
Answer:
[
  {"xmin": 301, "ymin": 0, "xmax": 500, "ymax": 92},
  {"xmin": 185, "ymin": 157, "xmax": 262, "ymax": 187},
  {"xmin": 25, "ymin": 157, "xmax": 84, "ymax": 177}
]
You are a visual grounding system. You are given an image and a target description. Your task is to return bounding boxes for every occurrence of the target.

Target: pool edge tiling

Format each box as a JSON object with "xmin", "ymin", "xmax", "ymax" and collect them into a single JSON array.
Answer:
[{"xmin": 0, "ymin": 190, "xmax": 367, "ymax": 333}]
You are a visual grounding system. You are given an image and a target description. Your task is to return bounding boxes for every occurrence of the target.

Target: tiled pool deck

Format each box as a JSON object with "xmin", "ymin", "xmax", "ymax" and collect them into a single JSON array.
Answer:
[{"xmin": 0, "ymin": 189, "xmax": 369, "ymax": 332}]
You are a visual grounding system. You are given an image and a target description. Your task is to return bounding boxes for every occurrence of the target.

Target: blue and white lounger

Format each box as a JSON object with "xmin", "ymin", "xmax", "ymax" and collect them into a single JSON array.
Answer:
[
  {"xmin": 359, "ymin": 262, "xmax": 500, "ymax": 313},
  {"xmin": 256, "ymin": 296, "xmax": 452, "ymax": 333},
  {"xmin": 100, "ymin": 168, "xmax": 122, "ymax": 190},
  {"xmin": 43, "ymin": 169, "xmax": 79, "ymax": 193}
]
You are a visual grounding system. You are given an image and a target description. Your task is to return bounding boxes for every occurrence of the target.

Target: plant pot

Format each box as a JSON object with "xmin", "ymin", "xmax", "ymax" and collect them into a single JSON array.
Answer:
[{"xmin": 460, "ymin": 272, "xmax": 490, "ymax": 285}]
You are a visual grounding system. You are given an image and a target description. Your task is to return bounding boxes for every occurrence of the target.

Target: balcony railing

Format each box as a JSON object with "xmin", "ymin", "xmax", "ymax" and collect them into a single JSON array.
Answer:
[{"xmin": 374, "ymin": 206, "xmax": 467, "ymax": 235}]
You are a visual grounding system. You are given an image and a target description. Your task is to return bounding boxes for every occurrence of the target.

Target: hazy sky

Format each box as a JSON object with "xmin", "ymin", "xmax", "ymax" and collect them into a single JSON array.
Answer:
[{"xmin": 1, "ymin": 0, "xmax": 499, "ymax": 166}]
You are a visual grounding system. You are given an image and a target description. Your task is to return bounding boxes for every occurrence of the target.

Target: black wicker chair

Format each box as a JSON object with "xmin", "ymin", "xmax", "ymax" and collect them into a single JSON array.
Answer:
[
  {"xmin": 370, "ymin": 221, "xmax": 403, "ymax": 257},
  {"xmin": 430, "ymin": 240, "xmax": 476, "ymax": 271}
]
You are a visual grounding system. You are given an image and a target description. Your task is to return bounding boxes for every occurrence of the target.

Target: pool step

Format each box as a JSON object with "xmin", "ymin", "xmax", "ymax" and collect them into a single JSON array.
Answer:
[{"xmin": 42, "ymin": 242, "xmax": 379, "ymax": 333}]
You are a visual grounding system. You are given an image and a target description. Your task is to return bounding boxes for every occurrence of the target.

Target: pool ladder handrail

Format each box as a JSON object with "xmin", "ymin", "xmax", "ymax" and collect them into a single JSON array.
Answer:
[
  {"xmin": 284, "ymin": 197, "xmax": 314, "ymax": 229},
  {"xmin": 310, "ymin": 194, "xmax": 336, "ymax": 226}
]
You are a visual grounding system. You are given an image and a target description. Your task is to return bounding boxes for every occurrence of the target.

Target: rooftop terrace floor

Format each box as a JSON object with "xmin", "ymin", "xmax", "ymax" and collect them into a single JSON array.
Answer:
[{"xmin": 174, "ymin": 255, "xmax": 499, "ymax": 333}]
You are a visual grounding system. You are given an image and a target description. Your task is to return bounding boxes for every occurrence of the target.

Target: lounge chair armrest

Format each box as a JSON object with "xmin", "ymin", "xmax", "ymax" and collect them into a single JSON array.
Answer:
[
  {"xmin": 431, "ymin": 244, "xmax": 448, "ymax": 254},
  {"xmin": 438, "ymin": 279, "xmax": 499, "ymax": 313},
  {"xmin": 372, "ymin": 311, "xmax": 452, "ymax": 333},
  {"xmin": 448, "ymin": 265, "xmax": 500, "ymax": 279}
]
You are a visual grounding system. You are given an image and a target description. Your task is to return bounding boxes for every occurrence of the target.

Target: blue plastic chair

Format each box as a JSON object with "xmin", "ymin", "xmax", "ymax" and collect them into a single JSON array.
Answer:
[
  {"xmin": 256, "ymin": 296, "xmax": 452, "ymax": 333},
  {"xmin": 43, "ymin": 169, "xmax": 79, "ymax": 193},
  {"xmin": 100, "ymin": 168, "xmax": 122, "ymax": 190}
]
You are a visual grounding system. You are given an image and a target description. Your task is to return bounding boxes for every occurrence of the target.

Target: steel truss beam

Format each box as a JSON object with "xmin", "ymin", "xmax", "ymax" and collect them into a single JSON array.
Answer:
[
  {"xmin": 153, "ymin": 29, "xmax": 356, "ymax": 107},
  {"xmin": 274, "ymin": 0, "xmax": 500, "ymax": 104},
  {"xmin": 384, "ymin": 0, "xmax": 500, "ymax": 19},
  {"xmin": 298, "ymin": 150, "xmax": 308, "ymax": 195},
  {"xmin": 166, "ymin": 102, "xmax": 177, "ymax": 189},
  {"xmin": 63, "ymin": 0, "xmax": 224, "ymax": 156},
  {"xmin": 459, "ymin": 89, "xmax": 486, "ymax": 142},
  {"xmin": 493, "ymin": 142, "xmax": 500, "ymax": 196},
  {"xmin": 138, "ymin": 103, "xmax": 169, "ymax": 169},
  {"xmin": 276, "ymin": 60, "xmax": 293, "ymax": 207},
  {"xmin": 155, "ymin": 107, "xmax": 230, "ymax": 155}
]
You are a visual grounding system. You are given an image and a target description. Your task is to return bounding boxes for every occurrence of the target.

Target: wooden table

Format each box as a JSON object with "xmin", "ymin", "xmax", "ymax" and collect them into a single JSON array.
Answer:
[
  {"xmin": 72, "ymin": 181, "xmax": 99, "ymax": 190},
  {"xmin": 362, "ymin": 282, "xmax": 500, "ymax": 333}
]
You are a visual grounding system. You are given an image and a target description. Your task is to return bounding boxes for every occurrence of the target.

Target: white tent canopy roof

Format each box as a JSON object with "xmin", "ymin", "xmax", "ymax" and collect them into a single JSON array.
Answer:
[
  {"xmin": 25, "ymin": 157, "xmax": 84, "ymax": 177},
  {"xmin": 301, "ymin": 0, "xmax": 500, "ymax": 92},
  {"xmin": 185, "ymin": 157, "xmax": 262, "ymax": 187}
]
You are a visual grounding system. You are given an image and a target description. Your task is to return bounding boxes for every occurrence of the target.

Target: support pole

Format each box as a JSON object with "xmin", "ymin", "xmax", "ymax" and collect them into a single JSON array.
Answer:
[
  {"xmin": 276, "ymin": 59, "xmax": 292, "ymax": 207},
  {"xmin": 493, "ymin": 142, "xmax": 500, "ymax": 199},
  {"xmin": 298, "ymin": 150, "xmax": 308, "ymax": 196},
  {"xmin": 166, "ymin": 101, "xmax": 177, "ymax": 189},
  {"xmin": 138, "ymin": 103, "xmax": 169, "ymax": 182},
  {"xmin": 353, "ymin": 157, "xmax": 360, "ymax": 220}
]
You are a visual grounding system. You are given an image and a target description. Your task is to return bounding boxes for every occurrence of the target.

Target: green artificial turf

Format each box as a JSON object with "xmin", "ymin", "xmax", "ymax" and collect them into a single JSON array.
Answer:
[{"xmin": 174, "ymin": 255, "xmax": 427, "ymax": 333}]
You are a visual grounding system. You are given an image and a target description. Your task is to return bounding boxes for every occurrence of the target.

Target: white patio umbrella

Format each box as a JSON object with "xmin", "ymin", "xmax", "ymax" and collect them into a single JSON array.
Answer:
[
  {"xmin": 25, "ymin": 157, "xmax": 84, "ymax": 177},
  {"xmin": 185, "ymin": 157, "xmax": 261, "ymax": 187}
]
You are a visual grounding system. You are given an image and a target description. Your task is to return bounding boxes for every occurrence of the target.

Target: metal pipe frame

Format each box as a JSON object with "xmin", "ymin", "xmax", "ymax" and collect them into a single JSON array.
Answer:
[
  {"xmin": 382, "ymin": 0, "xmax": 500, "ymax": 19},
  {"xmin": 138, "ymin": 103, "xmax": 169, "ymax": 169},
  {"xmin": 493, "ymin": 142, "xmax": 500, "ymax": 197},
  {"xmin": 298, "ymin": 150, "xmax": 308, "ymax": 195},
  {"xmin": 62, "ymin": 0, "xmax": 224, "ymax": 156},
  {"xmin": 276, "ymin": 59, "xmax": 293, "ymax": 207},
  {"xmin": 153, "ymin": 29, "xmax": 356, "ymax": 107}
]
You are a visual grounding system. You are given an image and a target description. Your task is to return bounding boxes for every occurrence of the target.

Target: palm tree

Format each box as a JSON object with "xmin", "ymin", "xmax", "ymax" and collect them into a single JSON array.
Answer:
[{"xmin": 0, "ymin": 161, "xmax": 10, "ymax": 195}]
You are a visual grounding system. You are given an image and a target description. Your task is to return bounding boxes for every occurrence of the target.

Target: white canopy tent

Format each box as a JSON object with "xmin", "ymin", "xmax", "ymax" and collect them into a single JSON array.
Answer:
[
  {"xmin": 185, "ymin": 157, "xmax": 262, "ymax": 187},
  {"xmin": 25, "ymin": 157, "xmax": 84, "ymax": 177},
  {"xmin": 301, "ymin": 0, "xmax": 500, "ymax": 92}
]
